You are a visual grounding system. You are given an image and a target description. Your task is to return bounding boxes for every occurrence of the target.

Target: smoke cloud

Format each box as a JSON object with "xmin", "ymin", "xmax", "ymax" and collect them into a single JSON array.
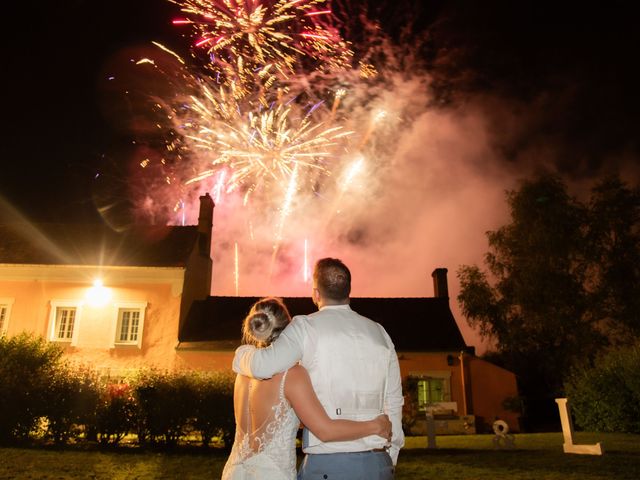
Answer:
[{"xmin": 94, "ymin": 1, "xmax": 639, "ymax": 354}]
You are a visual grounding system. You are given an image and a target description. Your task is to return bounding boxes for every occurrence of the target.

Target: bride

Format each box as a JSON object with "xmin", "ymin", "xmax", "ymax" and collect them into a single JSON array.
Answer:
[{"xmin": 221, "ymin": 297, "xmax": 391, "ymax": 480}]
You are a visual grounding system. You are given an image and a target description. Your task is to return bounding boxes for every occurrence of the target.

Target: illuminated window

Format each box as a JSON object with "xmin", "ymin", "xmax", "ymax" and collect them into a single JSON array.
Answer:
[
  {"xmin": 417, "ymin": 378, "xmax": 443, "ymax": 410},
  {"xmin": 415, "ymin": 374, "xmax": 452, "ymax": 411},
  {"xmin": 113, "ymin": 302, "xmax": 147, "ymax": 348},
  {"xmin": 48, "ymin": 301, "xmax": 82, "ymax": 345}
]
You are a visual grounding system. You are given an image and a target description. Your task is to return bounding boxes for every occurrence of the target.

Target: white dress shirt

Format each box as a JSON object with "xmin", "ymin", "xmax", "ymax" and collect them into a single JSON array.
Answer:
[{"xmin": 233, "ymin": 304, "xmax": 405, "ymax": 465}]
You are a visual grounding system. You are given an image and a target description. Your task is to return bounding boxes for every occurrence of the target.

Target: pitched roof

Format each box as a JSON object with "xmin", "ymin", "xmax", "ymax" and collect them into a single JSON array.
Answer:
[
  {"xmin": 179, "ymin": 295, "xmax": 470, "ymax": 353},
  {"xmin": 0, "ymin": 222, "xmax": 198, "ymax": 267}
]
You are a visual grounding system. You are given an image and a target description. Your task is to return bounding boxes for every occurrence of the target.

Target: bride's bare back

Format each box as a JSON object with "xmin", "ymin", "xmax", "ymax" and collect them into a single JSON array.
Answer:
[
  {"xmin": 234, "ymin": 372, "xmax": 289, "ymax": 452},
  {"xmin": 223, "ymin": 366, "xmax": 391, "ymax": 480}
]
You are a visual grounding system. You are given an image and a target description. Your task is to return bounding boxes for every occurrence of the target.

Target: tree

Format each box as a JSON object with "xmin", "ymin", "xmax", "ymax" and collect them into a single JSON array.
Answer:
[
  {"xmin": 586, "ymin": 177, "xmax": 640, "ymax": 340},
  {"xmin": 457, "ymin": 174, "xmax": 640, "ymax": 426}
]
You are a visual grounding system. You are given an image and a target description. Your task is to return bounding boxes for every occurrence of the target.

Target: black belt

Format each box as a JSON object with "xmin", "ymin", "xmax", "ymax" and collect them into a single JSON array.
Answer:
[{"xmin": 307, "ymin": 448, "xmax": 388, "ymax": 455}]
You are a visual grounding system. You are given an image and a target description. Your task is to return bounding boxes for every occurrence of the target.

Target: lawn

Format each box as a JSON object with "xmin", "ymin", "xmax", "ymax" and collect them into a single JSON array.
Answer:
[{"xmin": 1, "ymin": 432, "xmax": 638, "ymax": 479}]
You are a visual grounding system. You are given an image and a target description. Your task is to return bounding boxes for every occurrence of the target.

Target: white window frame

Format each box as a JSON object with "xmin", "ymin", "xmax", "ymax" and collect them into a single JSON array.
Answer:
[
  {"xmin": 0, "ymin": 298, "xmax": 15, "ymax": 335},
  {"xmin": 48, "ymin": 300, "xmax": 83, "ymax": 346},
  {"xmin": 112, "ymin": 301, "xmax": 147, "ymax": 348}
]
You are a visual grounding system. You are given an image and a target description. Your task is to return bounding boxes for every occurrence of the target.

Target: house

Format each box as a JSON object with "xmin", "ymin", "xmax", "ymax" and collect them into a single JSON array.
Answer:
[
  {"xmin": 0, "ymin": 193, "xmax": 214, "ymax": 376},
  {"xmin": 177, "ymin": 270, "xmax": 520, "ymax": 434},
  {"xmin": 0, "ymin": 193, "xmax": 519, "ymax": 433}
]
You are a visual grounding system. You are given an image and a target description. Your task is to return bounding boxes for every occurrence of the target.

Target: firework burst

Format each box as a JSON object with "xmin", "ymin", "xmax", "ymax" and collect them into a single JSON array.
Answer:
[
  {"xmin": 171, "ymin": 0, "xmax": 352, "ymax": 76},
  {"xmin": 117, "ymin": 0, "xmax": 405, "ymax": 277},
  {"xmin": 183, "ymin": 99, "xmax": 353, "ymax": 202}
]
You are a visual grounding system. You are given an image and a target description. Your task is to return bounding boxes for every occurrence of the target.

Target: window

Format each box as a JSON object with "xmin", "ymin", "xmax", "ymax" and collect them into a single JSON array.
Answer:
[
  {"xmin": 113, "ymin": 302, "xmax": 147, "ymax": 348},
  {"xmin": 417, "ymin": 378, "xmax": 445, "ymax": 410},
  {"xmin": 1, "ymin": 305, "xmax": 9, "ymax": 335},
  {"xmin": 411, "ymin": 372, "xmax": 452, "ymax": 412},
  {"xmin": 54, "ymin": 307, "xmax": 76, "ymax": 340},
  {"xmin": 117, "ymin": 309, "xmax": 140, "ymax": 343},
  {"xmin": 48, "ymin": 301, "xmax": 82, "ymax": 345},
  {"xmin": 0, "ymin": 299, "xmax": 13, "ymax": 335}
]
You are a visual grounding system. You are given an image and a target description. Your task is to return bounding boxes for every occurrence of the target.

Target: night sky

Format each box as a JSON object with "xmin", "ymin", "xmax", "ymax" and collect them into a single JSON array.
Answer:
[
  {"xmin": 2, "ymin": 0, "xmax": 638, "ymax": 222},
  {"xmin": 2, "ymin": 0, "xmax": 175, "ymax": 221},
  {"xmin": 2, "ymin": 0, "xmax": 639, "ymax": 350}
]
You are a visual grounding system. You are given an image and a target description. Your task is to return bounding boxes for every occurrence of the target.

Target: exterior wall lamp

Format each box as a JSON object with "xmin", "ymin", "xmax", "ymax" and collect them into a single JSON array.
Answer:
[{"xmin": 86, "ymin": 279, "xmax": 112, "ymax": 307}]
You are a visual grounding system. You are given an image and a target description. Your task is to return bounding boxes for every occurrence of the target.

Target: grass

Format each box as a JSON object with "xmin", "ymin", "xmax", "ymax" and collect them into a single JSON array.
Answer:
[
  {"xmin": 399, "ymin": 432, "xmax": 639, "ymax": 480},
  {"xmin": 1, "ymin": 433, "xmax": 638, "ymax": 479}
]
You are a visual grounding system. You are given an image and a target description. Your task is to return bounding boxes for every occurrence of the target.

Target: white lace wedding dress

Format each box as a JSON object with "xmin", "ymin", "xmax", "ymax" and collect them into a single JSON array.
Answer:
[{"xmin": 221, "ymin": 370, "xmax": 300, "ymax": 480}]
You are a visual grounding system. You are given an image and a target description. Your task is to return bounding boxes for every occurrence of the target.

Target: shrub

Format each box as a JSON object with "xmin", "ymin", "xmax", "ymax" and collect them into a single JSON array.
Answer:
[
  {"xmin": 94, "ymin": 382, "xmax": 137, "ymax": 445},
  {"xmin": 0, "ymin": 334, "xmax": 236, "ymax": 448},
  {"xmin": 189, "ymin": 371, "xmax": 235, "ymax": 448},
  {"xmin": 401, "ymin": 376, "xmax": 422, "ymax": 435},
  {"xmin": 133, "ymin": 370, "xmax": 197, "ymax": 446},
  {"xmin": 564, "ymin": 343, "xmax": 640, "ymax": 433},
  {"xmin": 0, "ymin": 334, "xmax": 63, "ymax": 443},
  {"xmin": 44, "ymin": 366, "xmax": 100, "ymax": 444}
]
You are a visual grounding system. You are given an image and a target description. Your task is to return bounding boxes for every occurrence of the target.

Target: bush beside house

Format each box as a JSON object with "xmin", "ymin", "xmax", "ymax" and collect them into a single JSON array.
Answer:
[
  {"xmin": 0, "ymin": 334, "xmax": 235, "ymax": 447},
  {"xmin": 565, "ymin": 343, "xmax": 640, "ymax": 433}
]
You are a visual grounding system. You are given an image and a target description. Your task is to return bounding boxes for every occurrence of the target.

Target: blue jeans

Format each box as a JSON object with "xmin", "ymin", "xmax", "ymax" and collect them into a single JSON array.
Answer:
[{"xmin": 297, "ymin": 451, "xmax": 394, "ymax": 480}]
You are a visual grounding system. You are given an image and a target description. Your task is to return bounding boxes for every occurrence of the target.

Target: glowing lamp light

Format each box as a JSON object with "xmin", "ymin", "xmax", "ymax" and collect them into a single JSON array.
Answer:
[{"xmin": 86, "ymin": 279, "xmax": 112, "ymax": 307}]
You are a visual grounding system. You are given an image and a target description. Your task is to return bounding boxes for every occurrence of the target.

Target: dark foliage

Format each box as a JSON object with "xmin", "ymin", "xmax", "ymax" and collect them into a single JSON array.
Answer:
[
  {"xmin": 44, "ymin": 366, "xmax": 100, "ymax": 444},
  {"xmin": 190, "ymin": 371, "xmax": 235, "ymax": 449},
  {"xmin": 94, "ymin": 382, "xmax": 137, "ymax": 445},
  {"xmin": 458, "ymin": 174, "xmax": 640, "ymax": 428},
  {"xmin": 0, "ymin": 334, "xmax": 63, "ymax": 443},
  {"xmin": 565, "ymin": 343, "xmax": 640, "ymax": 433},
  {"xmin": 0, "ymin": 334, "xmax": 235, "ymax": 448}
]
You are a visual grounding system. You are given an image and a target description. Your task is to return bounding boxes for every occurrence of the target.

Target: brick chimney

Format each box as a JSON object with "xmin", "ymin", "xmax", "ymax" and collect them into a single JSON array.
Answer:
[
  {"xmin": 197, "ymin": 192, "xmax": 214, "ymax": 257},
  {"xmin": 432, "ymin": 268, "xmax": 449, "ymax": 299},
  {"xmin": 179, "ymin": 193, "xmax": 214, "ymax": 335}
]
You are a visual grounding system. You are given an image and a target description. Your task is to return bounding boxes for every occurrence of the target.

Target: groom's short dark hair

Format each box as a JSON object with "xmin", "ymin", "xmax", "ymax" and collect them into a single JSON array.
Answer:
[{"xmin": 314, "ymin": 258, "xmax": 351, "ymax": 301}]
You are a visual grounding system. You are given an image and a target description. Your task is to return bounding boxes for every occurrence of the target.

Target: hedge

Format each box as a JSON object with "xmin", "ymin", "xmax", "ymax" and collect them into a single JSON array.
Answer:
[
  {"xmin": 0, "ymin": 333, "xmax": 63, "ymax": 443},
  {"xmin": 0, "ymin": 333, "xmax": 236, "ymax": 447}
]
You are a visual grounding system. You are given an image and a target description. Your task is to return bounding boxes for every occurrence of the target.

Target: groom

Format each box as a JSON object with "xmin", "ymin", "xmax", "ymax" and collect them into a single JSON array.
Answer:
[{"xmin": 233, "ymin": 257, "xmax": 404, "ymax": 479}]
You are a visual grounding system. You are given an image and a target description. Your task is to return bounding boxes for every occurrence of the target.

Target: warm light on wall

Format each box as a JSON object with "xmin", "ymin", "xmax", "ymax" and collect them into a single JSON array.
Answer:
[{"xmin": 85, "ymin": 279, "xmax": 112, "ymax": 307}]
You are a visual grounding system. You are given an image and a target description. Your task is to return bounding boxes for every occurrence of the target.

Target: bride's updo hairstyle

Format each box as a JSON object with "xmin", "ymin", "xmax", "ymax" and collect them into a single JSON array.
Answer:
[{"xmin": 242, "ymin": 297, "xmax": 291, "ymax": 347}]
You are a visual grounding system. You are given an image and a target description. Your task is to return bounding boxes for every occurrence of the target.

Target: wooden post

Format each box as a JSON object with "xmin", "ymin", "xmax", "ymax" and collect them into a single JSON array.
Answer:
[
  {"xmin": 425, "ymin": 412, "xmax": 437, "ymax": 449},
  {"xmin": 459, "ymin": 351, "xmax": 468, "ymax": 416}
]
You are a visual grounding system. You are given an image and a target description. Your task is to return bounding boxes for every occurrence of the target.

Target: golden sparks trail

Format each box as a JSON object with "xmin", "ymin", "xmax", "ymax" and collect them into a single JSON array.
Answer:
[{"xmin": 184, "ymin": 99, "xmax": 352, "ymax": 201}]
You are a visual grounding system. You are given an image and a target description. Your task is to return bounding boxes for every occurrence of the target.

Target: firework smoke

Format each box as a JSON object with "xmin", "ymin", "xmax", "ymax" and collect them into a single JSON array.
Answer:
[
  {"xmin": 96, "ymin": 0, "xmax": 639, "ymax": 353},
  {"xmin": 99, "ymin": 1, "xmax": 514, "ymax": 351}
]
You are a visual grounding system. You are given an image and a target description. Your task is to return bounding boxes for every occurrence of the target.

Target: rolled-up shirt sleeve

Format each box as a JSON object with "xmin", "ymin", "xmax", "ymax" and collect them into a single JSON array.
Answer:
[
  {"xmin": 232, "ymin": 316, "xmax": 307, "ymax": 379},
  {"xmin": 382, "ymin": 329, "xmax": 405, "ymax": 465}
]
